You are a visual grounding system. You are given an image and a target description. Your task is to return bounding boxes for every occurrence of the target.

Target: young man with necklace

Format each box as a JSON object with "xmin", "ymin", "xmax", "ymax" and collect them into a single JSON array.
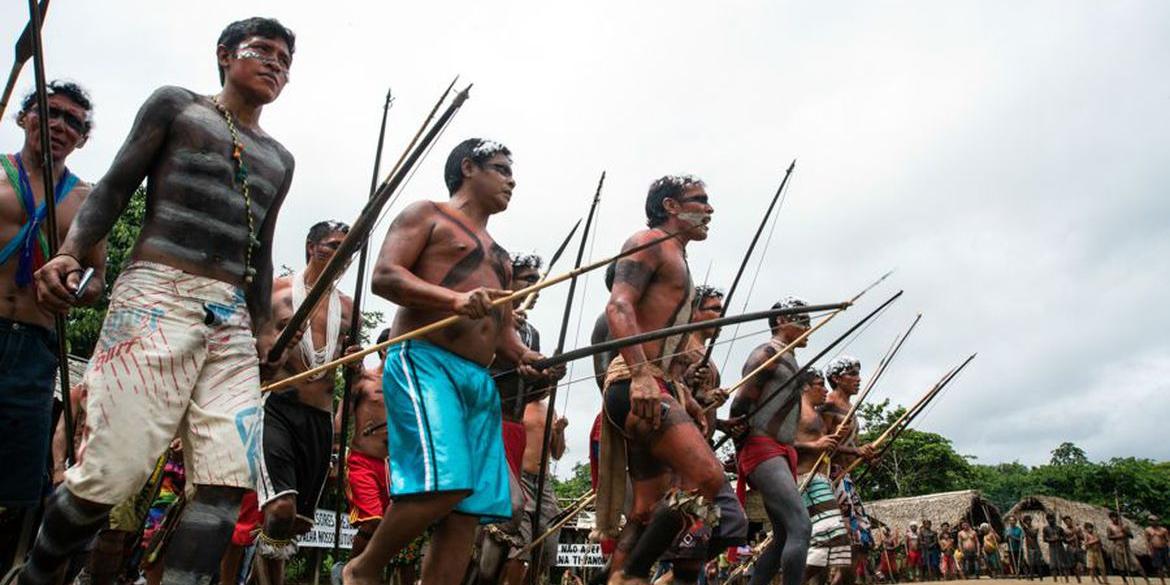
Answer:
[
  {"xmin": 22, "ymin": 17, "xmax": 296, "ymax": 585},
  {"xmin": 253, "ymin": 220, "xmax": 354, "ymax": 585}
]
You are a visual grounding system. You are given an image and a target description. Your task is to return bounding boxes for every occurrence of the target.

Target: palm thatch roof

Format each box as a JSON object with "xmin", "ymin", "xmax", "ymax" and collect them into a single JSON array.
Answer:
[
  {"xmin": 1006, "ymin": 495, "xmax": 1148, "ymax": 563},
  {"xmin": 53, "ymin": 355, "xmax": 89, "ymax": 400},
  {"xmin": 865, "ymin": 489, "xmax": 1004, "ymax": 535}
]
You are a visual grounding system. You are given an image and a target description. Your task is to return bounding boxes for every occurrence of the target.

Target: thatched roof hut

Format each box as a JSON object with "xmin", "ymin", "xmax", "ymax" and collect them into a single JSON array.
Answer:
[
  {"xmin": 865, "ymin": 490, "xmax": 1004, "ymax": 535},
  {"xmin": 1006, "ymin": 495, "xmax": 1148, "ymax": 565},
  {"xmin": 53, "ymin": 355, "xmax": 89, "ymax": 400}
]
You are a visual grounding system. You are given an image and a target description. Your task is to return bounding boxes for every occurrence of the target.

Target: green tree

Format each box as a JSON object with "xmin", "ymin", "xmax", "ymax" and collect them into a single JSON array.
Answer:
[
  {"xmin": 1050, "ymin": 442, "xmax": 1090, "ymax": 466},
  {"xmin": 65, "ymin": 186, "xmax": 147, "ymax": 358},
  {"xmin": 551, "ymin": 461, "xmax": 593, "ymax": 503},
  {"xmin": 855, "ymin": 399, "xmax": 974, "ymax": 501}
]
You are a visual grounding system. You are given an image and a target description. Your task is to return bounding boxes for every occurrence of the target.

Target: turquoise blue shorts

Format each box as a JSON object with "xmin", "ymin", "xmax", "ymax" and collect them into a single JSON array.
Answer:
[{"xmin": 382, "ymin": 339, "xmax": 511, "ymax": 522}]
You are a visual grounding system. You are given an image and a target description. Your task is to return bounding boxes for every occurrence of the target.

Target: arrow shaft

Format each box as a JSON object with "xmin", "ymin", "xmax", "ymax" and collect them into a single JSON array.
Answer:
[
  {"xmin": 267, "ymin": 83, "xmax": 470, "ymax": 361},
  {"xmin": 333, "ymin": 87, "xmax": 394, "ymax": 558},
  {"xmin": 700, "ymin": 160, "xmax": 796, "ymax": 366},
  {"xmin": 262, "ymin": 215, "xmax": 694, "ymax": 393}
]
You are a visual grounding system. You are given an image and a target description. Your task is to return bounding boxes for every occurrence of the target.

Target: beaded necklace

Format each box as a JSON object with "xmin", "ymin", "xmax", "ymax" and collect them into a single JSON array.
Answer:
[{"xmin": 212, "ymin": 96, "xmax": 260, "ymax": 285}]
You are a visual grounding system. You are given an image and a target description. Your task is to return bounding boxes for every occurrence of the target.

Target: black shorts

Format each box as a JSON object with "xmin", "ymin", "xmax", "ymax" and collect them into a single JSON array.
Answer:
[
  {"xmin": 255, "ymin": 391, "xmax": 334, "ymax": 523},
  {"xmin": 603, "ymin": 378, "xmax": 693, "ymax": 481}
]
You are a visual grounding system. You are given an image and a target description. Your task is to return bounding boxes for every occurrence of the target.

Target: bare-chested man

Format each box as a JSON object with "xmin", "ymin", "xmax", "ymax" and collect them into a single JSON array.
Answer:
[
  {"xmin": 507, "ymin": 399, "xmax": 568, "ymax": 582},
  {"xmin": 1045, "ymin": 513, "xmax": 1073, "ymax": 583},
  {"xmin": 728, "ymin": 296, "xmax": 815, "ymax": 585},
  {"xmin": 957, "ymin": 521, "xmax": 979, "ymax": 579},
  {"xmin": 252, "ymin": 221, "xmax": 355, "ymax": 585},
  {"xmin": 822, "ymin": 356, "xmax": 878, "ymax": 585},
  {"xmin": 481, "ymin": 253, "xmax": 565, "ymax": 584},
  {"xmin": 22, "ymin": 18, "xmax": 296, "ymax": 585},
  {"xmin": 343, "ymin": 138, "xmax": 553, "ymax": 585},
  {"xmin": 598, "ymin": 174, "xmax": 723, "ymax": 585},
  {"xmin": 337, "ymin": 329, "xmax": 423, "ymax": 585},
  {"xmin": 1146, "ymin": 515, "xmax": 1169, "ymax": 583},
  {"xmin": 655, "ymin": 285, "xmax": 749, "ymax": 584},
  {"xmin": 793, "ymin": 368, "xmax": 850, "ymax": 584},
  {"xmin": 0, "ymin": 81, "xmax": 101, "ymax": 510}
]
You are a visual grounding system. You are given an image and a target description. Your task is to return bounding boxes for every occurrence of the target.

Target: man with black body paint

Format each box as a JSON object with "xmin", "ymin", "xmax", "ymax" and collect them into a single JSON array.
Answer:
[
  {"xmin": 728, "ymin": 297, "xmax": 815, "ymax": 585},
  {"xmin": 21, "ymin": 17, "xmax": 297, "ymax": 585}
]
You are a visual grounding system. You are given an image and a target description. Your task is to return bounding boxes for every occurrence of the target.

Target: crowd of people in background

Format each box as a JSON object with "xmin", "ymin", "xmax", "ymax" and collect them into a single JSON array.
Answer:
[{"xmin": 705, "ymin": 512, "xmax": 1170, "ymax": 585}]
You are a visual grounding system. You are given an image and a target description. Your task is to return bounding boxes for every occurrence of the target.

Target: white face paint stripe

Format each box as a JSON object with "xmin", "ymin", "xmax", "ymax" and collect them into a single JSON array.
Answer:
[{"xmin": 398, "ymin": 342, "xmax": 434, "ymax": 491}]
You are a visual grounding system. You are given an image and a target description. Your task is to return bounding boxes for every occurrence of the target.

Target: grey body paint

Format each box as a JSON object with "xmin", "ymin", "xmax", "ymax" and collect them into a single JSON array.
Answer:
[{"xmin": 748, "ymin": 457, "xmax": 811, "ymax": 585}]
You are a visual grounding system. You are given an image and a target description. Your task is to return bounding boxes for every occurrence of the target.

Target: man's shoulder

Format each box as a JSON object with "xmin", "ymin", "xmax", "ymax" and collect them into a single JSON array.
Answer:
[
  {"xmin": 620, "ymin": 227, "xmax": 668, "ymax": 256},
  {"xmin": 141, "ymin": 86, "xmax": 201, "ymax": 117}
]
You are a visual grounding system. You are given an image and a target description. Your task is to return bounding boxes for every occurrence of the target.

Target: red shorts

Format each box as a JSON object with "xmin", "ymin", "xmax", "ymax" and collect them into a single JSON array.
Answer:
[
  {"xmin": 346, "ymin": 450, "xmax": 390, "ymax": 525},
  {"xmin": 589, "ymin": 412, "xmax": 603, "ymax": 490},
  {"xmin": 231, "ymin": 490, "xmax": 262, "ymax": 546},
  {"xmin": 501, "ymin": 419, "xmax": 527, "ymax": 478},
  {"xmin": 907, "ymin": 549, "xmax": 922, "ymax": 567},
  {"xmin": 735, "ymin": 435, "xmax": 798, "ymax": 506}
]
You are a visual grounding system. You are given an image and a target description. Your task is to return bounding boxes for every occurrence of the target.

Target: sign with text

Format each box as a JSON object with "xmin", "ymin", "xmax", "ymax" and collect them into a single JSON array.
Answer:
[
  {"xmin": 556, "ymin": 543, "xmax": 604, "ymax": 567},
  {"xmin": 297, "ymin": 509, "xmax": 357, "ymax": 550}
]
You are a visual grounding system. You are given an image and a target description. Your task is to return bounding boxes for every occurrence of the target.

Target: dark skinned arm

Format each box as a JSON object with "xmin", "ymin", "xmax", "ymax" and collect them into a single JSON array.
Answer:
[
  {"xmin": 371, "ymin": 201, "xmax": 506, "ymax": 318},
  {"xmin": 605, "ymin": 232, "xmax": 662, "ymax": 427},
  {"xmin": 36, "ymin": 87, "xmax": 191, "ymax": 307},
  {"xmin": 551, "ymin": 413, "xmax": 567, "ymax": 460},
  {"xmin": 248, "ymin": 151, "xmax": 294, "ymax": 333},
  {"xmin": 729, "ymin": 344, "xmax": 776, "ymax": 418}
]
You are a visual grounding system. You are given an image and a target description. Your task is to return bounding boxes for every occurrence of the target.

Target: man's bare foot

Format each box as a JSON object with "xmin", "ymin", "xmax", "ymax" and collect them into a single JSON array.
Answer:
[
  {"xmin": 341, "ymin": 560, "xmax": 378, "ymax": 585},
  {"xmin": 608, "ymin": 570, "xmax": 651, "ymax": 585}
]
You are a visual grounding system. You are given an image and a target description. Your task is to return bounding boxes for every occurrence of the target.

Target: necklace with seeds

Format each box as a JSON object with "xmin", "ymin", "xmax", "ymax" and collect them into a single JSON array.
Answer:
[{"xmin": 213, "ymin": 96, "xmax": 261, "ymax": 285}]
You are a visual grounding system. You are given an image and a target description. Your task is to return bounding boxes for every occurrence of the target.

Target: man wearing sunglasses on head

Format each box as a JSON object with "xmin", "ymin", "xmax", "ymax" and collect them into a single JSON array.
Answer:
[
  {"xmin": 0, "ymin": 80, "xmax": 103, "ymax": 512},
  {"xmin": 252, "ymin": 220, "xmax": 356, "ymax": 585}
]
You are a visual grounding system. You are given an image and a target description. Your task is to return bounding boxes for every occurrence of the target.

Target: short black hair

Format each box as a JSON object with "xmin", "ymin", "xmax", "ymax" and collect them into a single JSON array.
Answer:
[
  {"xmin": 605, "ymin": 262, "xmax": 617, "ymax": 292},
  {"xmin": 799, "ymin": 367, "xmax": 824, "ymax": 390},
  {"xmin": 444, "ymin": 138, "xmax": 511, "ymax": 195},
  {"xmin": 19, "ymin": 80, "xmax": 93, "ymax": 133},
  {"xmin": 768, "ymin": 296, "xmax": 808, "ymax": 332},
  {"xmin": 216, "ymin": 17, "xmax": 296, "ymax": 85},
  {"xmin": 692, "ymin": 285, "xmax": 724, "ymax": 310},
  {"xmin": 305, "ymin": 220, "xmax": 349, "ymax": 262},
  {"xmin": 645, "ymin": 174, "xmax": 704, "ymax": 227}
]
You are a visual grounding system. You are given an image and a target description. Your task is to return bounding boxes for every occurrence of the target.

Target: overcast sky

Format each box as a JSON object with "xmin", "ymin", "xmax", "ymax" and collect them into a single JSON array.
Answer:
[{"xmin": 3, "ymin": 0, "xmax": 1167, "ymax": 478}]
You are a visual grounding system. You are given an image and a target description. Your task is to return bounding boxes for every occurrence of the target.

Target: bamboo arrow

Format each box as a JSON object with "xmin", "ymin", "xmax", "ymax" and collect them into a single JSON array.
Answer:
[
  {"xmin": 332, "ymin": 86, "xmax": 394, "ymax": 558},
  {"xmin": 843, "ymin": 353, "xmax": 976, "ymax": 481},
  {"xmin": 698, "ymin": 160, "xmax": 796, "ymax": 368},
  {"xmin": 517, "ymin": 219, "xmax": 581, "ymax": 313},
  {"xmin": 711, "ymin": 287, "xmax": 902, "ymax": 451},
  {"xmin": 262, "ymin": 225, "xmax": 697, "ymax": 392},
  {"xmin": 267, "ymin": 79, "xmax": 467, "ymax": 362},
  {"xmin": 796, "ymin": 313, "xmax": 922, "ymax": 493},
  {"xmin": 530, "ymin": 172, "xmax": 605, "ymax": 571}
]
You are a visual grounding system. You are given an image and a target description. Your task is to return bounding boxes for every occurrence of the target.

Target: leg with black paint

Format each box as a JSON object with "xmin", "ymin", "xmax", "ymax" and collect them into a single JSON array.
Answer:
[
  {"xmin": 17, "ymin": 488, "xmax": 111, "ymax": 585},
  {"xmin": 748, "ymin": 457, "xmax": 810, "ymax": 585},
  {"xmin": 159, "ymin": 485, "xmax": 244, "ymax": 585},
  {"xmin": 255, "ymin": 494, "xmax": 297, "ymax": 585}
]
